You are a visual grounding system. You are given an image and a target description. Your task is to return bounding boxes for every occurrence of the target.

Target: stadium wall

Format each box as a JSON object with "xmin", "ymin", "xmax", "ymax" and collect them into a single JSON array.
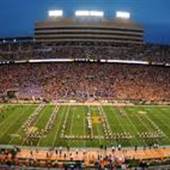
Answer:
[{"xmin": 35, "ymin": 18, "xmax": 144, "ymax": 44}]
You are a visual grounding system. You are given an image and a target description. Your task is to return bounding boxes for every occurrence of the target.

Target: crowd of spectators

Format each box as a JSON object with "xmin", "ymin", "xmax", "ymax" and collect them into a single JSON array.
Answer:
[
  {"xmin": 0, "ymin": 146, "xmax": 170, "ymax": 169},
  {"xmin": 0, "ymin": 42, "xmax": 170, "ymax": 63},
  {"xmin": 0, "ymin": 62, "xmax": 169, "ymax": 102}
]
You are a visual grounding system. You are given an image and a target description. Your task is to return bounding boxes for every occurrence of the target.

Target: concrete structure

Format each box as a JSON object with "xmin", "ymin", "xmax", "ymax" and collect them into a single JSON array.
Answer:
[{"xmin": 35, "ymin": 17, "xmax": 144, "ymax": 44}]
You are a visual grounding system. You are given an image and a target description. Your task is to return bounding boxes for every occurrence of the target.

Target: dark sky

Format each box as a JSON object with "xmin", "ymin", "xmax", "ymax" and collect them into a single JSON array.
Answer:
[{"xmin": 0, "ymin": 0, "xmax": 170, "ymax": 44}]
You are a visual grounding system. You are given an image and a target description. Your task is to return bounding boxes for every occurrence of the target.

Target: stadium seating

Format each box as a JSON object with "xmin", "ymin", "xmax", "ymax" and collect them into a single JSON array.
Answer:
[
  {"xmin": 0, "ymin": 62, "xmax": 170, "ymax": 102},
  {"xmin": 0, "ymin": 42, "xmax": 170, "ymax": 62}
]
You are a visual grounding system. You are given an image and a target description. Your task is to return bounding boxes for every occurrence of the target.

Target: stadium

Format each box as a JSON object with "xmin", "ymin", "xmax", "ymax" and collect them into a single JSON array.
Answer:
[{"xmin": 0, "ymin": 7, "xmax": 170, "ymax": 169}]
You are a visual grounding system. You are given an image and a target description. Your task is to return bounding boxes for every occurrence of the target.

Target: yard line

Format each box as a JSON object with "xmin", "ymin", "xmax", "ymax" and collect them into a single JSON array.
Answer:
[
  {"xmin": 52, "ymin": 105, "xmax": 69, "ymax": 147},
  {"xmin": 0, "ymin": 106, "xmax": 18, "ymax": 127},
  {"xmin": 36, "ymin": 105, "xmax": 59, "ymax": 146},
  {"xmin": 91, "ymin": 106, "xmax": 102, "ymax": 145},
  {"xmin": 128, "ymin": 108, "xmax": 149, "ymax": 145},
  {"xmin": 99, "ymin": 105, "xmax": 117, "ymax": 146},
  {"xmin": 99, "ymin": 105, "xmax": 116, "ymax": 144},
  {"xmin": 0, "ymin": 106, "xmax": 30, "ymax": 142},
  {"xmin": 69, "ymin": 106, "xmax": 83, "ymax": 146},
  {"xmin": 110, "ymin": 106, "xmax": 132, "ymax": 146},
  {"xmin": 80, "ymin": 106, "xmax": 86, "ymax": 147},
  {"xmin": 141, "ymin": 108, "xmax": 166, "ymax": 137},
  {"xmin": 129, "ymin": 107, "xmax": 150, "ymax": 133},
  {"xmin": 109, "ymin": 106, "xmax": 123, "ymax": 132},
  {"xmin": 145, "ymin": 107, "xmax": 170, "ymax": 142},
  {"xmin": 87, "ymin": 105, "xmax": 94, "ymax": 137},
  {"xmin": 62, "ymin": 105, "xmax": 71, "ymax": 137},
  {"xmin": 8, "ymin": 105, "xmax": 38, "ymax": 144},
  {"xmin": 158, "ymin": 108, "xmax": 170, "ymax": 123},
  {"xmin": 122, "ymin": 108, "xmax": 141, "ymax": 146},
  {"xmin": 127, "ymin": 107, "xmax": 157, "ymax": 146},
  {"xmin": 82, "ymin": 106, "xmax": 86, "ymax": 147},
  {"xmin": 136, "ymin": 113, "xmax": 152, "ymax": 131},
  {"xmin": 99, "ymin": 105, "xmax": 112, "ymax": 134},
  {"xmin": 21, "ymin": 104, "xmax": 46, "ymax": 145},
  {"xmin": 69, "ymin": 107, "xmax": 75, "ymax": 136},
  {"xmin": 51, "ymin": 106, "xmax": 66, "ymax": 147}
]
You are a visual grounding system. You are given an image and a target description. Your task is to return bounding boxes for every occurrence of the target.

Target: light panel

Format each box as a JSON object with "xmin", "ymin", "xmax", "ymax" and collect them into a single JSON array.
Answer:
[
  {"xmin": 48, "ymin": 10, "xmax": 63, "ymax": 17},
  {"xmin": 116, "ymin": 11, "xmax": 130, "ymax": 19},
  {"xmin": 75, "ymin": 10, "xmax": 104, "ymax": 17},
  {"xmin": 75, "ymin": 10, "xmax": 90, "ymax": 16},
  {"xmin": 90, "ymin": 11, "xmax": 104, "ymax": 17}
]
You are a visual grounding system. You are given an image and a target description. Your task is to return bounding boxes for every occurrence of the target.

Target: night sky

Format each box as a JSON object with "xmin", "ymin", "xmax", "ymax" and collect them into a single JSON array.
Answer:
[{"xmin": 0, "ymin": 0, "xmax": 170, "ymax": 44}]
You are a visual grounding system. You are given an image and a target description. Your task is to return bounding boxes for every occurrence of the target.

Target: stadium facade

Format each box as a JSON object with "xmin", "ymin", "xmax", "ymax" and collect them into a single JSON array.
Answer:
[{"xmin": 34, "ymin": 17, "xmax": 144, "ymax": 44}]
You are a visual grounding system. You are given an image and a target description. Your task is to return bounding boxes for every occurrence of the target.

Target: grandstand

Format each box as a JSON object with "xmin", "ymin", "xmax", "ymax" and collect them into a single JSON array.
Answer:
[
  {"xmin": 0, "ymin": 62, "xmax": 170, "ymax": 102},
  {"xmin": 0, "ymin": 9, "xmax": 170, "ymax": 169}
]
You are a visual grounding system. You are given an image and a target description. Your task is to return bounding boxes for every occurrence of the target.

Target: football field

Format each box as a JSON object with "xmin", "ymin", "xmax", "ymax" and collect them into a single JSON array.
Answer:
[{"xmin": 0, "ymin": 104, "xmax": 170, "ymax": 148}]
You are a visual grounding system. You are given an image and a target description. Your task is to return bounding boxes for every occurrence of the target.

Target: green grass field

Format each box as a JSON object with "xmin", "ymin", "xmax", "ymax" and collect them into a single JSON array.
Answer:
[{"xmin": 0, "ymin": 104, "xmax": 170, "ymax": 148}]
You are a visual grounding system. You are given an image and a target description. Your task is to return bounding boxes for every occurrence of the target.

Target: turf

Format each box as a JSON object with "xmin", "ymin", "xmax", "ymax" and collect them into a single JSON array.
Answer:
[{"xmin": 0, "ymin": 104, "xmax": 170, "ymax": 148}]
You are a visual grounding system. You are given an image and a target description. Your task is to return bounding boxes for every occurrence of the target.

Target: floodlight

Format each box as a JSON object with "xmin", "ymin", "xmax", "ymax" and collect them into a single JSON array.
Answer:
[
  {"xmin": 90, "ymin": 11, "xmax": 104, "ymax": 17},
  {"xmin": 75, "ymin": 10, "xmax": 90, "ymax": 16},
  {"xmin": 116, "ymin": 11, "xmax": 130, "ymax": 19},
  {"xmin": 48, "ymin": 10, "xmax": 63, "ymax": 17},
  {"xmin": 75, "ymin": 10, "xmax": 104, "ymax": 17}
]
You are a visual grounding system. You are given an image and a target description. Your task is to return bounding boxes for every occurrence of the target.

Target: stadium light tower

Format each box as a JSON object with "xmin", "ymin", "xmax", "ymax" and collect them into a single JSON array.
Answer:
[
  {"xmin": 75, "ymin": 10, "xmax": 104, "ymax": 17},
  {"xmin": 48, "ymin": 10, "xmax": 63, "ymax": 17},
  {"xmin": 116, "ymin": 11, "xmax": 130, "ymax": 19}
]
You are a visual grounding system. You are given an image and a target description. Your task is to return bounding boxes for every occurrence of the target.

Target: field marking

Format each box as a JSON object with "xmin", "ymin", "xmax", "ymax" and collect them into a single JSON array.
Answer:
[
  {"xmin": 34, "ymin": 105, "xmax": 53, "ymax": 145},
  {"xmin": 2, "ymin": 104, "xmax": 170, "ymax": 148},
  {"xmin": 136, "ymin": 112, "xmax": 153, "ymax": 132},
  {"xmin": 8, "ymin": 105, "xmax": 38, "ymax": 144},
  {"xmin": 138, "ymin": 108, "xmax": 159, "ymax": 133},
  {"xmin": 21, "ymin": 104, "xmax": 46, "ymax": 145},
  {"xmin": 137, "ymin": 107, "xmax": 167, "ymax": 145},
  {"xmin": 69, "ymin": 107, "xmax": 75, "ymax": 136},
  {"xmin": 99, "ymin": 105, "xmax": 117, "ymax": 146},
  {"xmin": 87, "ymin": 105, "xmax": 94, "ymax": 137},
  {"xmin": 129, "ymin": 108, "xmax": 152, "ymax": 145},
  {"xmin": 51, "ymin": 106, "xmax": 65, "ymax": 147},
  {"xmin": 98, "ymin": 105, "xmax": 113, "ymax": 138},
  {"xmin": 0, "ymin": 106, "xmax": 18, "ymax": 128},
  {"xmin": 36, "ymin": 105, "xmax": 59, "ymax": 146},
  {"xmin": 158, "ymin": 108, "xmax": 170, "ymax": 141},
  {"xmin": 141, "ymin": 107, "xmax": 167, "ymax": 137},
  {"xmin": 99, "ymin": 106, "xmax": 112, "ymax": 132},
  {"xmin": 110, "ymin": 106, "xmax": 133, "ymax": 146},
  {"xmin": 130, "ymin": 107, "xmax": 154, "ymax": 133},
  {"xmin": 122, "ymin": 108, "xmax": 142, "ymax": 146},
  {"xmin": 88, "ymin": 106, "xmax": 101, "ymax": 144},
  {"xmin": 145, "ymin": 107, "xmax": 170, "ymax": 142},
  {"xmin": 92, "ymin": 106, "xmax": 103, "ymax": 145},
  {"xmin": 69, "ymin": 106, "xmax": 86, "ymax": 147},
  {"xmin": 110, "ymin": 107, "xmax": 124, "ymax": 132},
  {"xmin": 61, "ymin": 105, "xmax": 71, "ymax": 139},
  {"xmin": 52, "ymin": 105, "xmax": 69, "ymax": 147},
  {"xmin": 0, "ymin": 106, "xmax": 27, "ymax": 139},
  {"xmin": 83, "ymin": 106, "xmax": 86, "ymax": 147},
  {"xmin": 66, "ymin": 107, "xmax": 76, "ymax": 145},
  {"xmin": 159, "ymin": 108, "xmax": 170, "ymax": 123},
  {"xmin": 70, "ymin": 106, "xmax": 87, "ymax": 147},
  {"xmin": 128, "ymin": 107, "xmax": 164, "ymax": 146},
  {"xmin": 0, "ymin": 105, "xmax": 30, "ymax": 142}
]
